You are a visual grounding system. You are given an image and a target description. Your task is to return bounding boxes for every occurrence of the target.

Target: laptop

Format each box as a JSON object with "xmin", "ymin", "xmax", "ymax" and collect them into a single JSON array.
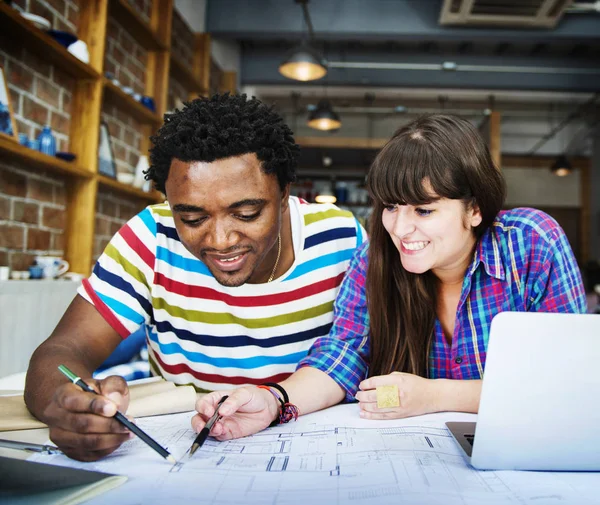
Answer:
[{"xmin": 446, "ymin": 311, "xmax": 600, "ymax": 471}]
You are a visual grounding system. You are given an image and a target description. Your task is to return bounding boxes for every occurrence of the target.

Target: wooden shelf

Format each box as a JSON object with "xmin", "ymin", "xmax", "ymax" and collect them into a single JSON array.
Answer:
[
  {"xmin": 169, "ymin": 54, "xmax": 204, "ymax": 92},
  {"xmin": 0, "ymin": 136, "xmax": 92, "ymax": 178},
  {"xmin": 109, "ymin": 0, "xmax": 166, "ymax": 51},
  {"xmin": 97, "ymin": 175, "xmax": 165, "ymax": 202},
  {"xmin": 0, "ymin": 3, "xmax": 100, "ymax": 79},
  {"xmin": 102, "ymin": 78, "xmax": 162, "ymax": 126}
]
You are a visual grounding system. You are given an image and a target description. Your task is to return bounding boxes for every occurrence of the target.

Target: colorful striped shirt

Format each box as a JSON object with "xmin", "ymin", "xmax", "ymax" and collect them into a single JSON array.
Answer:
[
  {"xmin": 299, "ymin": 208, "xmax": 587, "ymax": 400},
  {"xmin": 79, "ymin": 196, "xmax": 366, "ymax": 392}
]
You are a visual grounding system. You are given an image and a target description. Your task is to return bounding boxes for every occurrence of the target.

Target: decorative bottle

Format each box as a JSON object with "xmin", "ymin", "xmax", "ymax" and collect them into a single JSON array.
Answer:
[{"xmin": 37, "ymin": 126, "xmax": 57, "ymax": 156}]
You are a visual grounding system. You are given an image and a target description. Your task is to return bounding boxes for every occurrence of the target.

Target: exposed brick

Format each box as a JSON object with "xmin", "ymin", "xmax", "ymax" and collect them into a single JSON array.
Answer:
[
  {"xmin": 95, "ymin": 216, "xmax": 110, "ymax": 236},
  {"xmin": 67, "ymin": 4, "xmax": 79, "ymax": 28},
  {"xmin": 42, "ymin": 206, "xmax": 66, "ymax": 229},
  {"xmin": 36, "ymin": 77, "xmax": 61, "ymax": 109},
  {"xmin": 8, "ymin": 88, "xmax": 20, "ymax": 119},
  {"xmin": 0, "ymin": 224, "xmax": 25, "ymax": 248},
  {"xmin": 123, "ymin": 129, "xmax": 135, "ymax": 146},
  {"xmin": 0, "ymin": 169, "xmax": 27, "ymax": 198},
  {"xmin": 0, "ymin": 250, "xmax": 7, "ymax": 267},
  {"xmin": 27, "ymin": 228, "xmax": 51, "ymax": 250},
  {"xmin": 10, "ymin": 252, "xmax": 36, "ymax": 271},
  {"xmin": 27, "ymin": 178, "xmax": 55, "ymax": 202},
  {"xmin": 109, "ymin": 220, "xmax": 122, "ymax": 235},
  {"xmin": 113, "ymin": 143, "xmax": 126, "ymax": 163},
  {"xmin": 54, "ymin": 185, "xmax": 66, "ymax": 206},
  {"xmin": 100, "ymin": 200, "xmax": 119, "ymax": 218},
  {"xmin": 51, "ymin": 111, "xmax": 70, "ymax": 135},
  {"xmin": 22, "ymin": 49, "xmax": 52, "ymax": 78},
  {"xmin": 13, "ymin": 201, "xmax": 39, "ymax": 224},
  {"xmin": 117, "ymin": 71, "xmax": 132, "ymax": 88},
  {"xmin": 16, "ymin": 119, "xmax": 32, "ymax": 139},
  {"xmin": 55, "ymin": 18, "xmax": 72, "ymax": 33},
  {"xmin": 52, "ymin": 69, "xmax": 74, "ymax": 90},
  {"xmin": 8, "ymin": 61, "xmax": 34, "ymax": 93},
  {"xmin": 106, "ymin": 118, "xmax": 122, "ymax": 139},
  {"xmin": 51, "ymin": 231, "xmax": 65, "ymax": 252},
  {"xmin": 0, "ymin": 195, "xmax": 10, "ymax": 219},
  {"xmin": 13, "ymin": 0, "xmax": 27, "ymax": 10},
  {"xmin": 61, "ymin": 89, "xmax": 72, "ymax": 110},
  {"xmin": 22, "ymin": 96, "xmax": 50, "ymax": 126},
  {"xmin": 30, "ymin": 1, "xmax": 56, "ymax": 25},
  {"xmin": 45, "ymin": 0, "xmax": 68, "ymax": 16}
]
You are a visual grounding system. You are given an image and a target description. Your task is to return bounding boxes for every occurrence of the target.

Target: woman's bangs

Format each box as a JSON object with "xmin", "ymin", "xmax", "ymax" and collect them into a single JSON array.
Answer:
[{"xmin": 368, "ymin": 138, "xmax": 444, "ymax": 206}]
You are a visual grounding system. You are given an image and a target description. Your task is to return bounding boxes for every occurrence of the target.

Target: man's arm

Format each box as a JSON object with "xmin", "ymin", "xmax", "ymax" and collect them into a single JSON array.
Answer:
[{"xmin": 24, "ymin": 295, "xmax": 132, "ymax": 461}]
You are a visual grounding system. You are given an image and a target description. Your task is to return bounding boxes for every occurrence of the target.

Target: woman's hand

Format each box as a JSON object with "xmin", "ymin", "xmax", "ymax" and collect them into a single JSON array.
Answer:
[
  {"xmin": 192, "ymin": 386, "xmax": 280, "ymax": 440},
  {"xmin": 356, "ymin": 372, "xmax": 439, "ymax": 420}
]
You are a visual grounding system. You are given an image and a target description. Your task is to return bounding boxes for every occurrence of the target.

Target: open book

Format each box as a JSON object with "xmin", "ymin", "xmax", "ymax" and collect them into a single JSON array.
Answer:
[
  {"xmin": 0, "ymin": 456, "xmax": 127, "ymax": 505},
  {"xmin": 0, "ymin": 378, "xmax": 198, "ymax": 432}
]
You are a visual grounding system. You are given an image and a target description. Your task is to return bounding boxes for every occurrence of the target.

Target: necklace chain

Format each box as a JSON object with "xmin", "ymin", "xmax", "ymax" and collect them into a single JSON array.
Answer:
[{"xmin": 267, "ymin": 233, "xmax": 281, "ymax": 283}]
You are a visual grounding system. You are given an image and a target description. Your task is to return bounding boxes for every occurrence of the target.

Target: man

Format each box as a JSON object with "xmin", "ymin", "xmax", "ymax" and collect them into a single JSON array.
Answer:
[{"xmin": 24, "ymin": 93, "xmax": 365, "ymax": 461}]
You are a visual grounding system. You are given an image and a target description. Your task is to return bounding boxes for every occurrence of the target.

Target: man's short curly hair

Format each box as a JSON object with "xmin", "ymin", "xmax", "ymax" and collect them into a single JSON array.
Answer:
[{"xmin": 147, "ymin": 93, "xmax": 299, "ymax": 194}]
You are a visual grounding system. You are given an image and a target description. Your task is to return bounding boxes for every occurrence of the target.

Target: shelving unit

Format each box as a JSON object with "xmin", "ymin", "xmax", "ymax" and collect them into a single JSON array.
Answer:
[
  {"xmin": 0, "ymin": 136, "xmax": 92, "ymax": 178},
  {"xmin": 0, "ymin": 0, "xmax": 210, "ymax": 274},
  {"xmin": 97, "ymin": 175, "xmax": 164, "ymax": 202},
  {"xmin": 0, "ymin": 3, "xmax": 100, "ymax": 79},
  {"xmin": 102, "ymin": 78, "xmax": 163, "ymax": 126}
]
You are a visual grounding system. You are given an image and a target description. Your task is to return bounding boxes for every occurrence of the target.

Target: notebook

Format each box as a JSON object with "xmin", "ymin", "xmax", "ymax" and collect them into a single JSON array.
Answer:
[
  {"xmin": 446, "ymin": 311, "xmax": 600, "ymax": 471},
  {"xmin": 0, "ymin": 455, "xmax": 127, "ymax": 505}
]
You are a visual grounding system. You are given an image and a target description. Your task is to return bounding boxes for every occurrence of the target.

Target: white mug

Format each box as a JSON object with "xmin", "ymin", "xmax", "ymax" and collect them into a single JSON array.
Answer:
[{"xmin": 34, "ymin": 256, "xmax": 69, "ymax": 279}]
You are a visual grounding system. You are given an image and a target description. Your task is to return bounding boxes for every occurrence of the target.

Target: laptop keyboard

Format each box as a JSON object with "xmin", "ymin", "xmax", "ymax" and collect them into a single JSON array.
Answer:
[{"xmin": 464, "ymin": 434, "xmax": 475, "ymax": 446}]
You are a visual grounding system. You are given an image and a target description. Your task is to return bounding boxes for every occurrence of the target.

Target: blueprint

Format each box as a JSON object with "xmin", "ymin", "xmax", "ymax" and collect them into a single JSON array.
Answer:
[{"xmin": 30, "ymin": 404, "xmax": 600, "ymax": 505}]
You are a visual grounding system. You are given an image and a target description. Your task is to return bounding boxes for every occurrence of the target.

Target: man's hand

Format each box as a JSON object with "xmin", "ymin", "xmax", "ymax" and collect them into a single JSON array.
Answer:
[
  {"xmin": 42, "ymin": 375, "xmax": 132, "ymax": 461},
  {"xmin": 192, "ymin": 387, "xmax": 280, "ymax": 440},
  {"xmin": 356, "ymin": 372, "xmax": 438, "ymax": 420}
]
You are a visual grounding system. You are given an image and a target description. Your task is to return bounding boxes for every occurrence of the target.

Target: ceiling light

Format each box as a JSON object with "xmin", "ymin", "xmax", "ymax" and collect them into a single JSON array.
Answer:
[
  {"xmin": 307, "ymin": 99, "xmax": 341, "ymax": 131},
  {"xmin": 279, "ymin": 45, "xmax": 327, "ymax": 81},
  {"xmin": 278, "ymin": 0, "xmax": 327, "ymax": 82},
  {"xmin": 315, "ymin": 189, "xmax": 337, "ymax": 204},
  {"xmin": 551, "ymin": 155, "xmax": 572, "ymax": 177}
]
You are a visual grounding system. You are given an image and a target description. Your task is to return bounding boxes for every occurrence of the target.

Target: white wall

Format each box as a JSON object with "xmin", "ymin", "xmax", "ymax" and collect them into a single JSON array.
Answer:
[
  {"xmin": 503, "ymin": 167, "xmax": 580, "ymax": 207},
  {"xmin": 174, "ymin": 0, "xmax": 206, "ymax": 32}
]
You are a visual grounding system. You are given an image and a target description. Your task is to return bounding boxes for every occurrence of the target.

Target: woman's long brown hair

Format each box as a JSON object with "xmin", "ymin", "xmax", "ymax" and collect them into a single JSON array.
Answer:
[{"xmin": 366, "ymin": 114, "xmax": 506, "ymax": 377}]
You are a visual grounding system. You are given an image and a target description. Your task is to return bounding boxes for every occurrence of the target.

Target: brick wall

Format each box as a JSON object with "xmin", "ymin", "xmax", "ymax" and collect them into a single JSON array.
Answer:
[
  {"xmin": 171, "ymin": 8, "xmax": 195, "ymax": 68},
  {"xmin": 126, "ymin": 0, "xmax": 152, "ymax": 25},
  {"xmin": 0, "ymin": 0, "xmax": 78, "ymax": 271},
  {"xmin": 168, "ymin": 8, "xmax": 198, "ymax": 111},
  {"xmin": 0, "ymin": 0, "xmax": 158, "ymax": 272},
  {"xmin": 94, "ymin": 187, "xmax": 145, "ymax": 260},
  {"xmin": 167, "ymin": 76, "xmax": 188, "ymax": 111}
]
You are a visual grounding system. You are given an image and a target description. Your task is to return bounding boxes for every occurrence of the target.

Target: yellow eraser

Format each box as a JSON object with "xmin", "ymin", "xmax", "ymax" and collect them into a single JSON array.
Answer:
[{"xmin": 376, "ymin": 384, "xmax": 400, "ymax": 408}]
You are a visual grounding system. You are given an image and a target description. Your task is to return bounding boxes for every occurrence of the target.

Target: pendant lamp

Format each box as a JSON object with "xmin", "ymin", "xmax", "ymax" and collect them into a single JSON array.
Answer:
[{"xmin": 307, "ymin": 99, "xmax": 341, "ymax": 131}]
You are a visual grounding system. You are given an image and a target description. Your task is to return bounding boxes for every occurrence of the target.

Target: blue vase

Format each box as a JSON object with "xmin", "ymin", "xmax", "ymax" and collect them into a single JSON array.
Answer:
[{"xmin": 37, "ymin": 126, "xmax": 57, "ymax": 156}]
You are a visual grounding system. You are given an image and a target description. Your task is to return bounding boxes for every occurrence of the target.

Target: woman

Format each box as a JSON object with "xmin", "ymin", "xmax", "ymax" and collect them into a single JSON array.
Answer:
[{"xmin": 192, "ymin": 114, "xmax": 586, "ymax": 438}]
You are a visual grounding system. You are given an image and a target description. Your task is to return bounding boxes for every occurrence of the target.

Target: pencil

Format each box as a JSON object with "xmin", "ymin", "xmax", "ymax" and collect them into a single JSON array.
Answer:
[
  {"xmin": 188, "ymin": 395, "xmax": 229, "ymax": 457},
  {"xmin": 57, "ymin": 365, "xmax": 176, "ymax": 464}
]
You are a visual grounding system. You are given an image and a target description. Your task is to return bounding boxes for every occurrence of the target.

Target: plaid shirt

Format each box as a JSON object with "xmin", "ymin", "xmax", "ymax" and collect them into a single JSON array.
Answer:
[{"xmin": 298, "ymin": 208, "xmax": 587, "ymax": 401}]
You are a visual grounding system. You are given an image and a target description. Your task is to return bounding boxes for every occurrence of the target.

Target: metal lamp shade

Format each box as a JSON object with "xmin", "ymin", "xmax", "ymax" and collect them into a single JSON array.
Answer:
[
  {"xmin": 279, "ymin": 45, "xmax": 327, "ymax": 81},
  {"xmin": 551, "ymin": 155, "xmax": 572, "ymax": 177},
  {"xmin": 307, "ymin": 99, "xmax": 341, "ymax": 131}
]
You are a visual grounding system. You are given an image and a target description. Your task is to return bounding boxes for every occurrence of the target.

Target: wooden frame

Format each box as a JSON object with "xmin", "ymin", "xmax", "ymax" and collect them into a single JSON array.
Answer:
[
  {"xmin": 0, "ymin": 65, "xmax": 18, "ymax": 141},
  {"xmin": 0, "ymin": 0, "xmax": 205, "ymax": 274},
  {"xmin": 98, "ymin": 122, "xmax": 117, "ymax": 178}
]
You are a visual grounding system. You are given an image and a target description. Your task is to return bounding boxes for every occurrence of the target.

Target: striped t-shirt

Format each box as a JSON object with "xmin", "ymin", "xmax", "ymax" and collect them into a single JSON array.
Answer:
[{"xmin": 79, "ymin": 196, "xmax": 366, "ymax": 392}]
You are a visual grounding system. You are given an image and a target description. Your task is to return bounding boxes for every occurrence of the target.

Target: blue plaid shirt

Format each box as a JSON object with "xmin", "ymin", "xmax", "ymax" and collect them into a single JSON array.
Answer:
[{"xmin": 298, "ymin": 208, "xmax": 587, "ymax": 401}]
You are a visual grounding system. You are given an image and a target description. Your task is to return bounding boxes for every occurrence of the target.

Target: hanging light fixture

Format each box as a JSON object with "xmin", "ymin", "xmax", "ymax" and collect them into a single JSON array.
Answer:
[
  {"xmin": 307, "ymin": 99, "xmax": 341, "ymax": 131},
  {"xmin": 550, "ymin": 155, "xmax": 572, "ymax": 177},
  {"xmin": 278, "ymin": 0, "xmax": 327, "ymax": 82}
]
